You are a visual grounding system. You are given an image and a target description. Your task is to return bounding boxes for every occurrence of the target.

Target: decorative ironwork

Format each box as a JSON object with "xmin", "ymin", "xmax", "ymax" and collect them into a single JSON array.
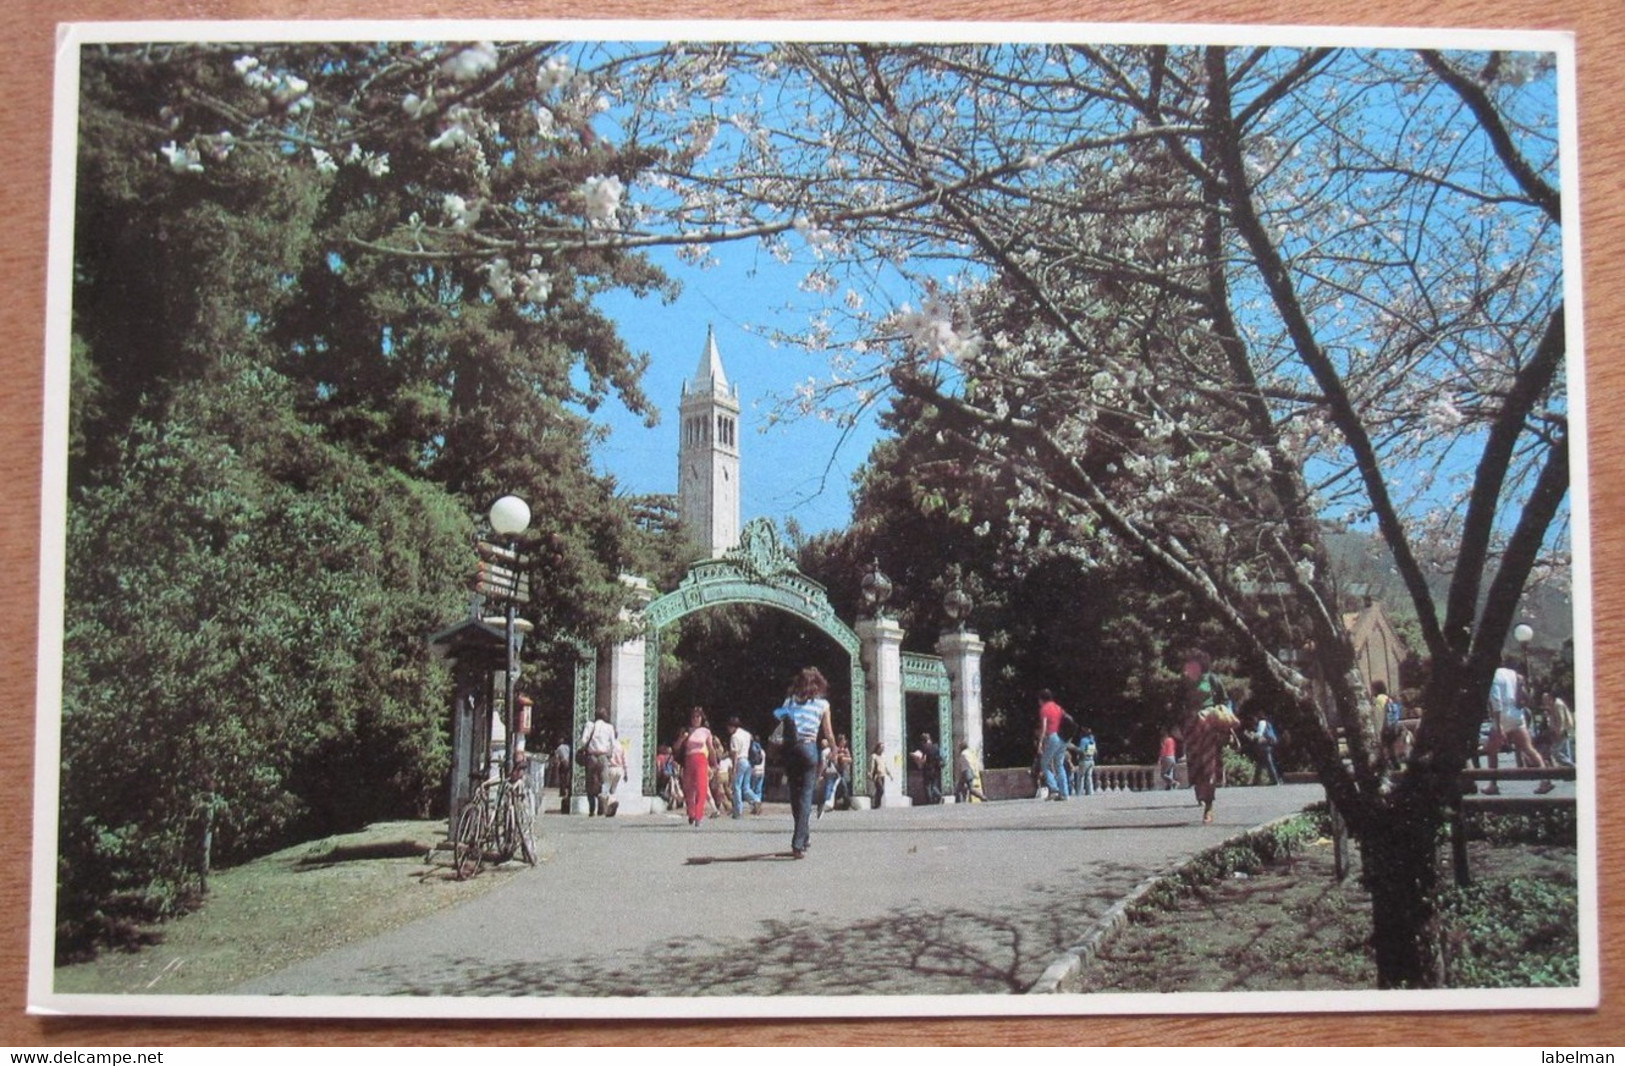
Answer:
[
  {"xmin": 570, "ymin": 642, "xmax": 597, "ymax": 798},
  {"xmin": 638, "ymin": 518, "xmax": 868, "ymax": 795},
  {"xmin": 898, "ymin": 652, "xmax": 954, "ymax": 796},
  {"xmin": 901, "ymin": 652, "xmax": 951, "ymax": 695}
]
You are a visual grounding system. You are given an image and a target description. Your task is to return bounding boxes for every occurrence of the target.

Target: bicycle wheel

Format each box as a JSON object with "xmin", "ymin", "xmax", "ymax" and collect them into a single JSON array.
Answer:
[
  {"xmin": 452, "ymin": 801, "xmax": 484, "ymax": 880},
  {"xmin": 488, "ymin": 789, "xmax": 514, "ymax": 864},
  {"xmin": 513, "ymin": 795, "xmax": 537, "ymax": 867}
]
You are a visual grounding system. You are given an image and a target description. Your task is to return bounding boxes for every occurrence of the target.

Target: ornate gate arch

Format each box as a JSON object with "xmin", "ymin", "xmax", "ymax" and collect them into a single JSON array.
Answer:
[{"xmin": 637, "ymin": 518, "xmax": 867, "ymax": 796}]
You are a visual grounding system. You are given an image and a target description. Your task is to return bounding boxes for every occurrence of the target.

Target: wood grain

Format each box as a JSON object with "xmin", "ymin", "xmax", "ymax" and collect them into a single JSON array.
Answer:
[{"xmin": 1, "ymin": 1, "xmax": 1617, "ymax": 1046}]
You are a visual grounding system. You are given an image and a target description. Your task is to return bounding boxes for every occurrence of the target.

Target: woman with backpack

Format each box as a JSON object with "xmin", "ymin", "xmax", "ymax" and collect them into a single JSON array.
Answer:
[
  {"xmin": 773, "ymin": 667, "xmax": 837, "ymax": 858},
  {"xmin": 1180, "ymin": 649, "xmax": 1239, "ymax": 824}
]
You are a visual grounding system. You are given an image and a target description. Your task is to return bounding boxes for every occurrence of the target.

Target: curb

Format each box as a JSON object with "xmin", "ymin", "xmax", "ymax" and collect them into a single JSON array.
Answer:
[{"xmin": 1027, "ymin": 810, "xmax": 1312, "ymax": 994}]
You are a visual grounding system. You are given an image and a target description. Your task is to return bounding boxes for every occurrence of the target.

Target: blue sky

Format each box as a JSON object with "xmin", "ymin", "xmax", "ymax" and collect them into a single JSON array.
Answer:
[{"xmin": 590, "ymin": 244, "xmax": 887, "ymax": 536}]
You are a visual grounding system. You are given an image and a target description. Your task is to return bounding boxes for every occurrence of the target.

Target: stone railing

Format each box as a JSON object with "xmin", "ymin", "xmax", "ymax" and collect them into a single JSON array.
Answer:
[{"xmin": 981, "ymin": 763, "xmax": 1184, "ymax": 800}]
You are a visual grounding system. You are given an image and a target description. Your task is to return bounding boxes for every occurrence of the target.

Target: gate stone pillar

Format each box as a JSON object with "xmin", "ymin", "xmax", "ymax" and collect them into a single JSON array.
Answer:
[
  {"xmin": 858, "ymin": 615, "xmax": 910, "ymax": 807},
  {"xmin": 579, "ymin": 575, "xmax": 654, "ymax": 814},
  {"xmin": 936, "ymin": 629, "xmax": 986, "ymax": 769}
]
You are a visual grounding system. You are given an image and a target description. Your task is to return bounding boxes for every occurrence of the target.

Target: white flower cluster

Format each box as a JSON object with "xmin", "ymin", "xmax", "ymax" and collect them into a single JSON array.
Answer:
[
  {"xmin": 893, "ymin": 297, "xmax": 975, "ymax": 361},
  {"xmin": 158, "ymin": 130, "xmax": 238, "ymax": 175},
  {"xmin": 428, "ymin": 105, "xmax": 487, "ymax": 152},
  {"xmin": 442, "ymin": 194, "xmax": 481, "ymax": 230},
  {"xmin": 440, "ymin": 42, "xmax": 499, "ymax": 82},
  {"xmin": 581, "ymin": 174, "xmax": 624, "ymax": 225},
  {"xmin": 1425, "ymin": 394, "xmax": 1465, "ymax": 431},
  {"xmin": 345, "ymin": 142, "xmax": 389, "ymax": 177},
  {"xmin": 793, "ymin": 215, "xmax": 837, "ymax": 256},
  {"xmin": 535, "ymin": 56, "xmax": 573, "ymax": 93},
  {"xmin": 483, "ymin": 256, "xmax": 553, "ymax": 302},
  {"xmin": 233, "ymin": 56, "xmax": 311, "ymax": 114}
]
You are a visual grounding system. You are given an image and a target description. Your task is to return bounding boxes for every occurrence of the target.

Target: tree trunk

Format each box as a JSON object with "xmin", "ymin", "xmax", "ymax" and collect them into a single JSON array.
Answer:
[{"xmin": 1357, "ymin": 789, "xmax": 1449, "ymax": 988}]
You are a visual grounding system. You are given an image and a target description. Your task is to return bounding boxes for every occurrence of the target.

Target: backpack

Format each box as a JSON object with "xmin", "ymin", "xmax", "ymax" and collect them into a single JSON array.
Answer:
[
  {"xmin": 1385, "ymin": 698, "xmax": 1404, "ymax": 727},
  {"xmin": 748, "ymin": 738, "xmax": 765, "ymax": 767},
  {"xmin": 1261, "ymin": 720, "xmax": 1278, "ymax": 745}
]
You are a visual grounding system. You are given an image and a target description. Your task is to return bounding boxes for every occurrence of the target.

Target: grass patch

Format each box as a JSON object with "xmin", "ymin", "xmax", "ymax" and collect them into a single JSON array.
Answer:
[
  {"xmin": 1081, "ymin": 807, "xmax": 1578, "ymax": 992},
  {"xmin": 53, "ymin": 818, "xmax": 538, "ymax": 995}
]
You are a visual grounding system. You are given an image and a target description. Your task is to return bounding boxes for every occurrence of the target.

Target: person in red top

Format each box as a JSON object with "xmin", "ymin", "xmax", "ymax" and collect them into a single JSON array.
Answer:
[
  {"xmin": 1159, "ymin": 731, "xmax": 1179, "ymax": 790},
  {"xmin": 1034, "ymin": 689, "xmax": 1072, "ymax": 800}
]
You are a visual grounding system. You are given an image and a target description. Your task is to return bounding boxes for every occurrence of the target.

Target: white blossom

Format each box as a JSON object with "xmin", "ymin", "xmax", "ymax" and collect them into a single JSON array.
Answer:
[
  {"xmin": 581, "ymin": 174, "xmax": 624, "ymax": 225},
  {"xmin": 1426, "ymin": 395, "xmax": 1465, "ymax": 431},
  {"xmin": 442, "ymin": 193, "xmax": 480, "ymax": 230},
  {"xmin": 1295, "ymin": 559, "xmax": 1317, "ymax": 584},
  {"xmin": 441, "ymin": 42, "xmax": 499, "ymax": 82},
  {"xmin": 535, "ymin": 56, "xmax": 572, "ymax": 93},
  {"xmin": 1250, "ymin": 447, "xmax": 1274, "ymax": 473},
  {"xmin": 310, "ymin": 147, "xmax": 338, "ymax": 175}
]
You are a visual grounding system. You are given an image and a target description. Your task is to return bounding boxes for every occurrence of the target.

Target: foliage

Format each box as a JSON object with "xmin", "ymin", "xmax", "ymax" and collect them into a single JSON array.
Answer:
[
  {"xmin": 60, "ymin": 41, "xmax": 690, "ymax": 954},
  {"xmin": 1127, "ymin": 811, "xmax": 1324, "ymax": 919},
  {"xmin": 1437, "ymin": 875, "xmax": 1579, "ymax": 988}
]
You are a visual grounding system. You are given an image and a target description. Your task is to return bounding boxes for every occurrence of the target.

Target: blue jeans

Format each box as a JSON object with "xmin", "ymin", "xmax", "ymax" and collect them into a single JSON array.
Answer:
[
  {"xmin": 1074, "ymin": 760, "xmax": 1095, "ymax": 795},
  {"xmin": 733, "ymin": 760, "xmax": 761, "ymax": 815},
  {"xmin": 786, "ymin": 741, "xmax": 819, "ymax": 853},
  {"xmin": 1042, "ymin": 733, "xmax": 1071, "ymax": 796}
]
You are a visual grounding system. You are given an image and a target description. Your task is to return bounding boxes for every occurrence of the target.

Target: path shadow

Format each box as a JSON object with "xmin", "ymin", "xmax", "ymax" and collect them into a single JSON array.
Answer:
[
  {"xmin": 347, "ymin": 868, "xmax": 1139, "ymax": 998},
  {"xmin": 685, "ymin": 852, "xmax": 799, "ymax": 865}
]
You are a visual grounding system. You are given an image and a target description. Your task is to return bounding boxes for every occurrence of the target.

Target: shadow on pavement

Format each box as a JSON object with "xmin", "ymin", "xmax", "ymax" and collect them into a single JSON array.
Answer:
[
  {"xmin": 347, "ymin": 865, "xmax": 1150, "ymax": 998},
  {"xmin": 684, "ymin": 852, "xmax": 799, "ymax": 864}
]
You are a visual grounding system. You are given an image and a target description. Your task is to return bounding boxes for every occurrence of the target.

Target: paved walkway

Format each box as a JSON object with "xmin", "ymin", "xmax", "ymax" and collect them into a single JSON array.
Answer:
[{"xmin": 237, "ymin": 784, "xmax": 1325, "ymax": 998}]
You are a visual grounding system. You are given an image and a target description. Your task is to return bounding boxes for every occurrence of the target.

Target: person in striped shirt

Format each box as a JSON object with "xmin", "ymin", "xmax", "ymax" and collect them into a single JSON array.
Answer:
[{"xmin": 774, "ymin": 667, "xmax": 837, "ymax": 859}]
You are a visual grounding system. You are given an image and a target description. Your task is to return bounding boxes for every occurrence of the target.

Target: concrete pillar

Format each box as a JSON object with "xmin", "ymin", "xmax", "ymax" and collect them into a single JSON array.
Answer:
[
  {"xmin": 857, "ymin": 615, "xmax": 910, "ymax": 807},
  {"xmin": 936, "ymin": 629, "xmax": 986, "ymax": 765},
  {"xmin": 580, "ymin": 575, "xmax": 655, "ymax": 815}
]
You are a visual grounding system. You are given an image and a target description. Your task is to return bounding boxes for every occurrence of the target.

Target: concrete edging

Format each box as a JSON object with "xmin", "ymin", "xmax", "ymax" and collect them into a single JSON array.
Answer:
[{"xmin": 1027, "ymin": 809, "xmax": 1312, "ymax": 994}]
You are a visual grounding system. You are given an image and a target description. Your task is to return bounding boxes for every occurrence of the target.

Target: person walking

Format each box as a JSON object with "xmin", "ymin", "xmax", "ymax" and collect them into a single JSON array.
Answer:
[
  {"xmin": 869, "ymin": 741, "xmax": 892, "ymax": 809},
  {"xmin": 1181, "ymin": 649, "xmax": 1239, "ymax": 824},
  {"xmin": 748, "ymin": 732, "xmax": 767, "ymax": 814},
  {"xmin": 835, "ymin": 735, "xmax": 855, "ymax": 810},
  {"xmin": 916, "ymin": 732, "xmax": 945, "ymax": 805},
  {"xmin": 956, "ymin": 742, "xmax": 988, "ymax": 803},
  {"xmin": 727, "ymin": 717, "xmax": 758, "ymax": 819},
  {"xmin": 673, "ymin": 706, "xmax": 716, "ymax": 827},
  {"xmin": 773, "ymin": 667, "xmax": 836, "ymax": 859},
  {"xmin": 1069, "ymin": 728, "xmax": 1097, "ymax": 796},
  {"xmin": 579, "ymin": 708, "xmax": 618, "ymax": 817},
  {"xmin": 1484, "ymin": 657, "xmax": 1555, "ymax": 795},
  {"xmin": 816, "ymin": 738, "xmax": 839, "ymax": 817},
  {"xmin": 1248, "ymin": 715, "xmax": 1282, "ymax": 785},
  {"xmin": 1543, "ymin": 692, "xmax": 1575, "ymax": 768},
  {"xmin": 1158, "ymin": 731, "xmax": 1179, "ymax": 790},
  {"xmin": 602, "ymin": 738, "xmax": 626, "ymax": 817},
  {"xmin": 1035, "ymin": 689, "xmax": 1072, "ymax": 801}
]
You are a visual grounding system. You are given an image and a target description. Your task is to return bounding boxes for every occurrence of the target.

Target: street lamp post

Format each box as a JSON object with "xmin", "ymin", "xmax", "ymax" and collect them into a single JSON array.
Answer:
[
  {"xmin": 489, "ymin": 495, "xmax": 531, "ymax": 778},
  {"xmin": 860, "ymin": 557, "xmax": 893, "ymax": 620}
]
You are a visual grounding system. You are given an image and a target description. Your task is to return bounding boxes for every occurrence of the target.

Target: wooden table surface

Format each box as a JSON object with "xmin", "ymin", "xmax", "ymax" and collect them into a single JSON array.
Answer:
[{"xmin": 1, "ymin": 0, "xmax": 1618, "ymax": 1047}]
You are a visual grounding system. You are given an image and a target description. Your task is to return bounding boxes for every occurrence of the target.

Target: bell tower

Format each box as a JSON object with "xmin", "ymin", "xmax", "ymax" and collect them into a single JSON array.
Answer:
[{"xmin": 677, "ymin": 326, "xmax": 741, "ymax": 559}]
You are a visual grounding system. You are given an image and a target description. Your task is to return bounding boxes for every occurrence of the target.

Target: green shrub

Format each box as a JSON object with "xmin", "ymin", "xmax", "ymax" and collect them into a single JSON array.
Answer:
[{"xmin": 1437, "ymin": 876, "xmax": 1579, "ymax": 988}]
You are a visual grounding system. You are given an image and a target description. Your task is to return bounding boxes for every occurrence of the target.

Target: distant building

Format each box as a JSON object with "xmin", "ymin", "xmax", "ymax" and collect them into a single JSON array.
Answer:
[
  {"xmin": 1343, "ymin": 600, "xmax": 1408, "ymax": 699},
  {"xmin": 677, "ymin": 326, "xmax": 741, "ymax": 560}
]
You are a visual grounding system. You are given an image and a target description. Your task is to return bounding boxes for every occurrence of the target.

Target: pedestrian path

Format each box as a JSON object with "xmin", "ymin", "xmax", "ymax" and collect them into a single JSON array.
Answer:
[{"xmin": 234, "ymin": 784, "xmax": 1323, "ymax": 1000}]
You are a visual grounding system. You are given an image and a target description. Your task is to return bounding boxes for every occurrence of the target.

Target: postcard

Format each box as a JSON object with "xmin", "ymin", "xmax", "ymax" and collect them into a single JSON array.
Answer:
[{"xmin": 30, "ymin": 19, "xmax": 1594, "ymax": 1018}]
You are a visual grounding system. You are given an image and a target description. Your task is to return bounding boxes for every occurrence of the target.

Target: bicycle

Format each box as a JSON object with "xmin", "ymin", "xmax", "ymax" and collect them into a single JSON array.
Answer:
[{"xmin": 452, "ymin": 772, "xmax": 537, "ymax": 880}]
